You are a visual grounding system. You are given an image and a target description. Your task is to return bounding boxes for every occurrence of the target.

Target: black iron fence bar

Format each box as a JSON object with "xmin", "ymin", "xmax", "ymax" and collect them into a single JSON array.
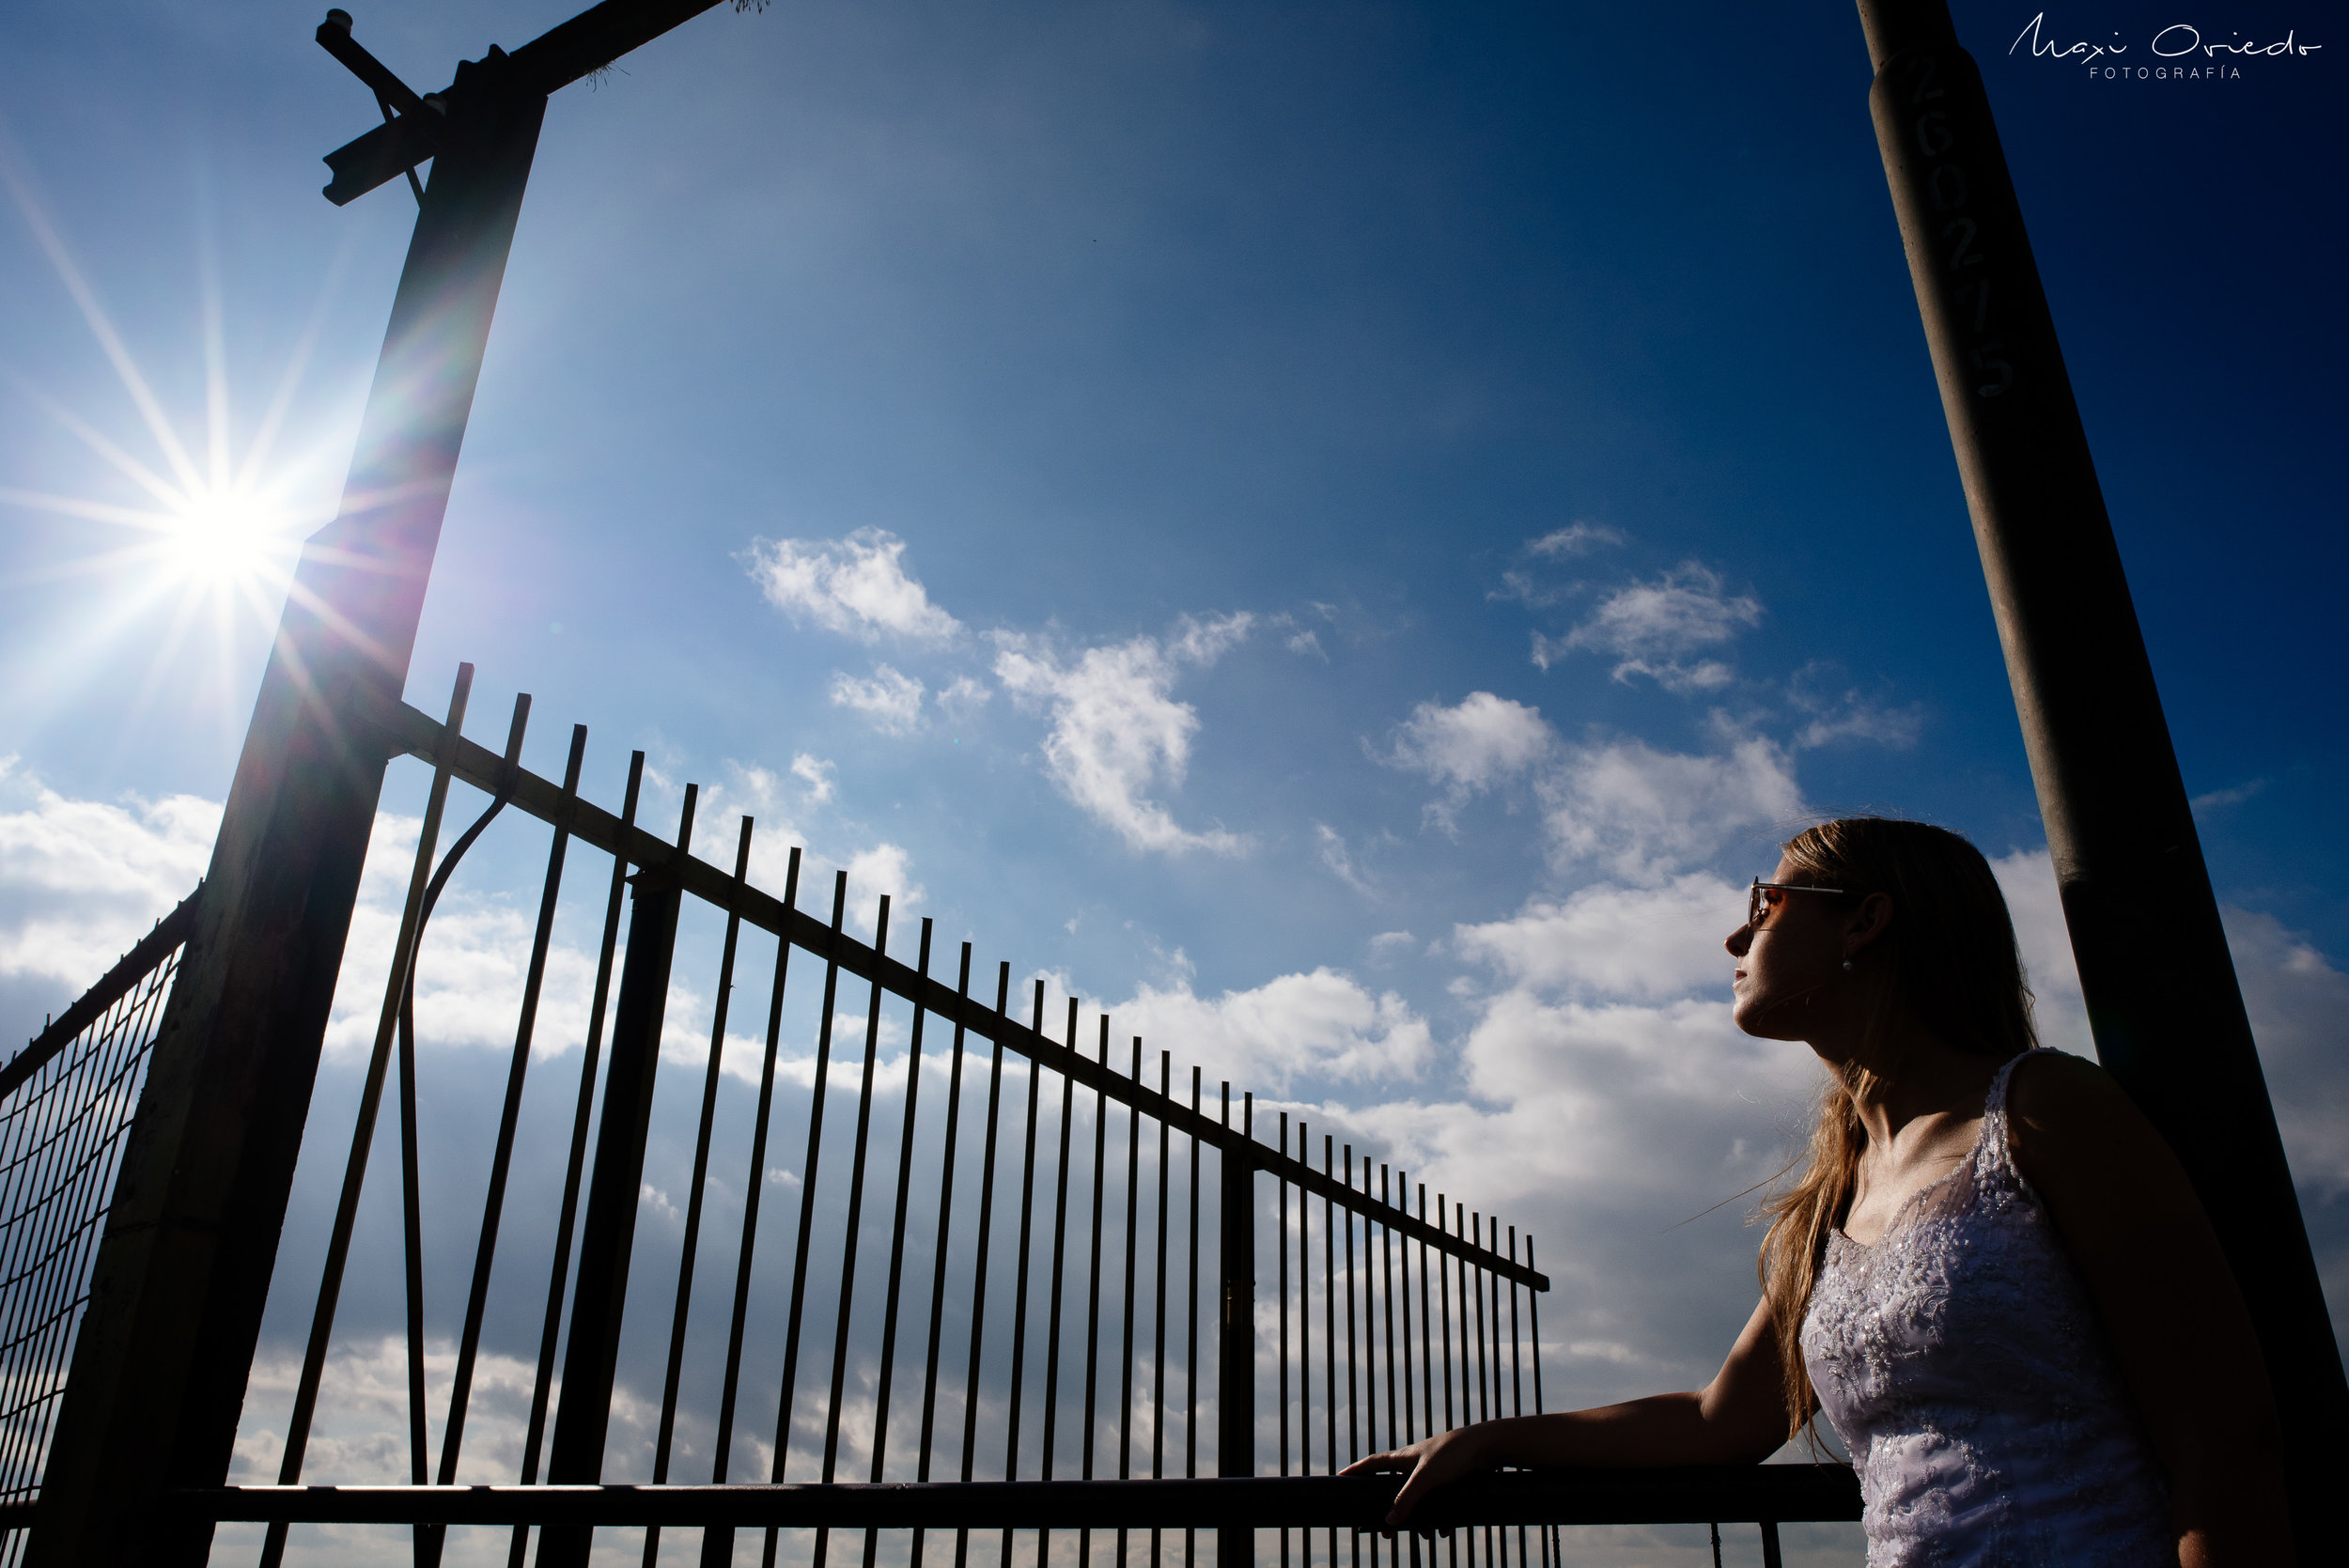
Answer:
[
  {"xmin": 1152, "ymin": 1050, "xmax": 1171, "ymax": 1491},
  {"xmin": 1294, "ymin": 1123, "xmax": 1309, "ymax": 1489},
  {"xmin": 1083, "ymin": 1022, "xmax": 1110, "ymax": 1497},
  {"xmin": 1341, "ymin": 1148, "xmax": 1358, "ymax": 1468},
  {"xmin": 257, "ymin": 666, "xmax": 476, "ymax": 1568},
  {"xmin": 1117, "ymin": 1037, "xmax": 1143, "ymax": 1568},
  {"xmin": 1006, "ymin": 981, "xmax": 1046, "ymax": 1492},
  {"xmin": 361, "ymin": 691, "xmax": 1545, "ymax": 1290},
  {"xmin": 166, "ymin": 1467, "xmax": 1863, "ymax": 1528},
  {"xmin": 509, "ymin": 748, "xmax": 645, "ymax": 1568},
  {"xmin": 1394, "ymin": 1170, "xmax": 1411, "ymax": 1452},
  {"xmin": 0, "ymin": 892, "xmax": 201, "ymax": 1104},
  {"xmin": 1037, "ymin": 998, "xmax": 1080, "ymax": 1568},
  {"xmin": 917, "ymin": 940, "xmax": 973, "ymax": 1486},
  {"xmin": 1372, "ymin": 1169, "xmax": 1391, "ymax": 1465},
  {"xmin": 435, "ymin": 722, "xmax": 587, "ymax": 1513},
  {"xmin": 401, "ymin": 693, "xmax": 534, "ymax": 1524},
  {"xmin": 811, "ymin": 893, "xmax": 894, "ymax": 1568},
  {"xmin": 702, "ymin": 843, "xmax": 801, "ymax": 1562},
  {"xmin": 873, "ymin": 919, "xmax": 938, "ymax": 1486},
  {"xmin": 1298, "ymin": 1128, "xmax": 1311, "ymax": 1568},
  {"xmin": 540, "ymin": 783, "xmax": 696, "ymax": 1568},
  {"xmin": 1277, "ymin": 1114, "xmax": 1290, "ymax": 1488},
  {"xmin": 959, "ymin": 963, "xmax": 1014, "ymax": 1492},
  {"xmin": 1119, "ymin": 1037, "xmax": 1143, "ymax": 1486},
  {"xmin": 761, "ymin": 870, "xmax": 851, "ymax": 1565},
  {"xmin": 1414, "ymin": 1189, "xmax": 1432, "ymax": 1453},
  {"xmin": 907, "ymin": 941, "xmax": 973, "ymax": 1568},
  {"xmin": 1186, "ymin": 1067, "xmax": 1200, "ymax": 1491},
  {"xmin": 1360, "ymin": 1163, "xmax": 1377, "ymax": 1486},
  {"xmin": 871, "ymin": 918, "xmax": 939, "ymax": 1545},
  {"xmin": 770, "ymin": 870, "xmax": 851, "ymax": 1487},
  {"xmin": 1322, "ymin": 1138, "xmax": 1337, "ymax": 1568},
  {"xmin": 1041, "ymin": 998, "xmax": 1079, "ymax": 1498},
  {"xmin": 642, "ymin": 815, "xmax": 756, "ymax": 1568}
]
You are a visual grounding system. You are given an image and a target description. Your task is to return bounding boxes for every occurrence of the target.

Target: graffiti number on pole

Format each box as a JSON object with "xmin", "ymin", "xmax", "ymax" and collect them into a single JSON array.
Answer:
[{"xmin": 1902, "ymin": 52, "xmax": 2015, "ymax": 399}]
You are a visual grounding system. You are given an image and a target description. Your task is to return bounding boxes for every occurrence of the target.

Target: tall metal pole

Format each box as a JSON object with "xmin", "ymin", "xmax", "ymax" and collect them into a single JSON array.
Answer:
[
  {"xmin": 1853, "ymin": 0, "xmax": 2347, "ymax": 1550},
  {"xmin": 26, "ymin": 56, "xmax": 547, "ymax": 1568}
]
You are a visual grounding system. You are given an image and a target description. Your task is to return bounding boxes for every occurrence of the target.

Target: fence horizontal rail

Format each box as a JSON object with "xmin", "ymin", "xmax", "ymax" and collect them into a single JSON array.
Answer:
[
  {"xmin": 170, "ymin": 1468, "xmax": 1859, "ymax": 1528},
  {"xmin": 355, "ymin": 686, "xmax": 1544, "ymax": 1288}
]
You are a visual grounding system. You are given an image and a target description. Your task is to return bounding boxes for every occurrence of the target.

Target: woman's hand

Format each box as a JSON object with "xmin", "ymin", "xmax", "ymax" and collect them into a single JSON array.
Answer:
[{"xmin": 1339, "ymin": 1424, "xmax": 1492, "ymax": 1530}]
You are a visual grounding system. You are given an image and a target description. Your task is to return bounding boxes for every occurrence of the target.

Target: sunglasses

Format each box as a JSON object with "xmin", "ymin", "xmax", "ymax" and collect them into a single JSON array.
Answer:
[{"xmin": 1748, "ymin": 877, "xmax": 1854, "ymax": 931}]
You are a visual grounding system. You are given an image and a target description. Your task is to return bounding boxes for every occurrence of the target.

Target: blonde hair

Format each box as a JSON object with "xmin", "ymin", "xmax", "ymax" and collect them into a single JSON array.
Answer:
[{"xmin": 1754, "ymin": 817, "xmax": 2039, "ymax": 1443}]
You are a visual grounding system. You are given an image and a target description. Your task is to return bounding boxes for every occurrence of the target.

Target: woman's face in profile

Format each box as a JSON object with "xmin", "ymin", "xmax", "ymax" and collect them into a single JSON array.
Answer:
[{"xmin": 1729, "ymin": 854, "xmax": 1845, "ymax": 1041}]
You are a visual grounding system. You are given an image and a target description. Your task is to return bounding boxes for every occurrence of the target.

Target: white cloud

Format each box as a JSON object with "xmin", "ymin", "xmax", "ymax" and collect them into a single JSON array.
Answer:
[
  {"xmin": 992, "ymin": 613, "xmax": 1252, "ymax": 856},
  {"xmin": 935, "ymin": 675, "xmax": 991, "ymax": 718},
  {"xmin": 1455, "ymin": 876, "xmax": 1741, "ymax": 1001},
  {"xmin": 742, "ymin": 527, "xmax": 962, "ymax": 643},
  {"xmin": 0, "ymin": 763, "xmax": 216, "ymax": 986},
  {"xmin": 1286, "ymin": 629, "xmax": 1327, "ymax": 660},
  {"xmin": 1544, "ymin": 564, "xmax": 1762, "ymax": 689},
  {"xmin": 1537, "ymin": 733, "xmax": 1801, "ymax": 884},
  {"xmin": 1381, "ymin": 691, "xmax": 1553, "ymax": 831},
  {"xmin": 846, "ymin": 842, "xmax": 923, "ymax": 927},
  {"xmin": 1786, "ymin": 669, "xmax": 1923, "ymax": 751},
  {"xmin": 1526, "ymin": 522, "xmax": 1626, "ymax": 558},
  {"xmin": 1987, "ymin": 847, "xmax": 2093, "ymax": 1059},
  {"xmin": 1114, "ymin": 966, "xmax": 1433, "ymax": 1093},
  {"xmin": 2191, "ymin": 779, "xmax": 2265, "ymax": 815},
  {"xmin": 1538, "ymin": 644, "xmax": 1735, "ymax": 692},
  {"xmin": 1380, "ymin": 696, "xmax": 1799, "ymax": 878},
  {"xmin": 829, "ymin": 663, "xmax": 926, "ymax": 734},
  {"xmin": 693, "ymin": 761, "xmax": 809, "ymax": 895},
  {"xmin": 789, "ymin": 753, "xmax": 835, "ymax": 805},
  {"xmin": 2228, "ymin": 908, "xmax": 2349, "ymax": 1199},
  {"xmin": 1567, "ymin": 564, "xmax": 1763, "ymax": 660},
  {"xmin": 1315, "ymin": 822, "xmax": 1375, "ymax": 897}
]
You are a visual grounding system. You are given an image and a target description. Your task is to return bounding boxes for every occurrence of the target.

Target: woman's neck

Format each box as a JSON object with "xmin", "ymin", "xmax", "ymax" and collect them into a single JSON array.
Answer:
[{"xmin": 1823, "ymin": 1003, "xmax": 2000, "ymax": 1149}]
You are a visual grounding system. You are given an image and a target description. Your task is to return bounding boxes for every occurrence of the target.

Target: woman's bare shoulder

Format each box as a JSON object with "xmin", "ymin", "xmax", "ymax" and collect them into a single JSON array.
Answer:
[
  {"xmin": 2003, "ymin": 1047, "xmax": 2132, "ymax": 1126},
  {"xmin": 2001, "ymin": 1048, "xmax": 2198, "ymax": 1224}
]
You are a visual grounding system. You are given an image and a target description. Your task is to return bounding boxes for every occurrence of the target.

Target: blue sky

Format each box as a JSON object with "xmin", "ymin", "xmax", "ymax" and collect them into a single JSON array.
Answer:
[{"xmin": 2, "ymin": 2, "xmax": 2341, "ymax": 1563}]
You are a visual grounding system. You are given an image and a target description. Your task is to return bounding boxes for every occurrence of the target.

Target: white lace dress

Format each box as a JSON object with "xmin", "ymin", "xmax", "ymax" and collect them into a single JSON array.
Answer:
[{"xmin": 1799, "ymin": 1052, "xmax": 2172, "ymax": 1565}]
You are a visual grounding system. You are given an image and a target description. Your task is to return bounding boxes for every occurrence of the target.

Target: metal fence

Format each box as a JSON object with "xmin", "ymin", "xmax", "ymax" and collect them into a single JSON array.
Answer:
[
  {"xmin": 0, "ymin": 892, "xmax": 201, "ymax": 1562},
  {"xmin": 224, "ymin": 666, "xmax": 1574, "ymax": 1568},
  {"xmin": 3, "ymin": 666, "xmax": 1859, "ymax": 1564}
]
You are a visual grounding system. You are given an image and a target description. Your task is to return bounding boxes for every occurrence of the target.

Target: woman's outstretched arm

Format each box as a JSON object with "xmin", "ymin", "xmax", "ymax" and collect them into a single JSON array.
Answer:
[{"xmin": 1338, "ymin": 1295, "xmax": 1793, "ymax": 1528}]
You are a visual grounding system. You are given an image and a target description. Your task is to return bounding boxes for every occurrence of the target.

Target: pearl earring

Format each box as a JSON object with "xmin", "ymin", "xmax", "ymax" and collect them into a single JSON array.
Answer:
[{"xmin": 1842, "ymin": 959, "xmax": 1853, "ymax": 970}]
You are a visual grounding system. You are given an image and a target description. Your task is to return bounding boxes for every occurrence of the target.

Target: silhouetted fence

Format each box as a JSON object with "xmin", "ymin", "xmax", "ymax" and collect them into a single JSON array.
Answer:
[
  {"xmin": 3, "ymin": 667, "xmax": 1858, "ymax": 1566},
  {"xmin": 228, "ymin": 665, "xmax": 1581, "ymax": 1568},
  {"xmin": 0, "ymin": 893, "xmax": 201, "ymax": 1563}
]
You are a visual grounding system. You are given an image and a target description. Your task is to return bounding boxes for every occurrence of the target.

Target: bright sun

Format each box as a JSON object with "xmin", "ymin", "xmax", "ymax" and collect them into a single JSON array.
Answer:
[
  {"xmin": 1, "ymin": 148, "xmax": 337, "ymax": 733},
  {"xmin": 163, "ymin": 489, "xmax": 295, "ymax": 592}
]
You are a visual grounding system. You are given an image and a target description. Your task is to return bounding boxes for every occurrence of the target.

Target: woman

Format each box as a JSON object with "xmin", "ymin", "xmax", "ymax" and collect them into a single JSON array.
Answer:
[{"xmin": 1343, "ymin": 817, "xmax": 2291, "ymax": 1565}]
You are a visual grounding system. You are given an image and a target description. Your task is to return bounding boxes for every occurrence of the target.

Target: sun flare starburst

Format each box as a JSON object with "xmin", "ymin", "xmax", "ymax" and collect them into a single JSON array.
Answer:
[{"xmin": 2, "ymin": 142, "xmax": 348, "ymax": 741}]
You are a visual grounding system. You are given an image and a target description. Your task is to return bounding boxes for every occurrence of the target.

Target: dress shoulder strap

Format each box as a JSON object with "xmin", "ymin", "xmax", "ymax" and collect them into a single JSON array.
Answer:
[{"xmin": 1973, "ymin": 1049, "xmax": 2041, "ymax": 1185}]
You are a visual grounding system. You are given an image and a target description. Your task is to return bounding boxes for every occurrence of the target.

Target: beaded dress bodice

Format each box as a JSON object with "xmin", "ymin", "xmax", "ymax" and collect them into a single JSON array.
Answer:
[{"xmin": 1798, "ymin": 1053, "xmax": 2171, "ymax": 1566}]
